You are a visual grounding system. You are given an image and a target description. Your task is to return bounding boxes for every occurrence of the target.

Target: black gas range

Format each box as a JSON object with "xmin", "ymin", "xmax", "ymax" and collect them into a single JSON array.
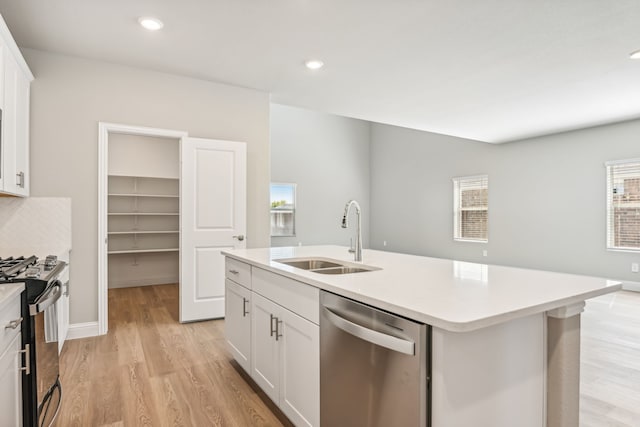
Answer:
[{"xmin": 0, "ymin": 255, "xmax": 66, "ymax": 427}]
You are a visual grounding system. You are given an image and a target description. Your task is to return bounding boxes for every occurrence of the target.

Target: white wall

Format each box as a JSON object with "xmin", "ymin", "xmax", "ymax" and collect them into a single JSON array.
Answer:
[
  {"xmin": 370, "ymin": 119, "xmax": 640, "ymax": 282},
  {"xmin": 24, "ymin": 49, "xmax": 271, "ymax": 324},
  {"xmin": 270, "ymin": 104, "xmax": 371, "ymax": 249}
]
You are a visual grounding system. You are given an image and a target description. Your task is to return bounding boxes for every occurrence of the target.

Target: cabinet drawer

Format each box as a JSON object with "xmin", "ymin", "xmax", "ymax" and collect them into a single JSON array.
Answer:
[
  {"xmin": 226, "ymin": 258, "xmax": 252, "ymax": 289},
  {"xmin": 252, "ymin": 267, "xmax": 319, "ymax": 325},
  {"xmin": 1, "ymin": 294, "xmax": 22, "ymax": 351}
]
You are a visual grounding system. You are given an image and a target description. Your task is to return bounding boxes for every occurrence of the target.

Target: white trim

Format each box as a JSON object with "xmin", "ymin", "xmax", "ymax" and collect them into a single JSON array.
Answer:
[
  {"xmin": 98, "ymin": 122, "xmax": 188, "ymax": 336},
  {"xmin": 0, "ymin": 14, "xmax": 34, "ymax": 81},
  {"xmin": 604, "ymin": 158, "xmax": 640, "ymax": 167},
  {"xmin": 622, "ymin": 281, "xmax": 640, "ymax": 292},
  {"xmin": 546, "ymin": 302, "xmax": 585, "ymax": 319},
  {"xmin": 66, "ymin": 322, "xmax": 100, "ymax": 340}
]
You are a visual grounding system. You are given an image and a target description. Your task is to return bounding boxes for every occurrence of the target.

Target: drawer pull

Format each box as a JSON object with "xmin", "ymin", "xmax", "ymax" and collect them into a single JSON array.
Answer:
[
  {"xmin": 5, "ymin": 317, "xmax": 23, "ymax": 330},
  {"xmin": 19, "ymin": 344, "xmax": 30, "ymax": 375},
  {"xmin": 270, "ymin": 314, "xmax": 277, "ymax": 337},
  {"xmin": 229, "ymin": 269, "xmax": 239, "ymax": 275}
]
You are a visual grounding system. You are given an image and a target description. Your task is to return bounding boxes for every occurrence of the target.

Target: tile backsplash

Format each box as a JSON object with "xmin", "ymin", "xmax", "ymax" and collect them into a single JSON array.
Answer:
[{"xmin": 0, "ymin": 197, "xmax": 72, "ymax": 255}]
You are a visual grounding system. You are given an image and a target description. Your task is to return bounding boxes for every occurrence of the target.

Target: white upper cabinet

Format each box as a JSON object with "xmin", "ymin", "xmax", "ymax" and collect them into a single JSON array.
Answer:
[{"xmin": 0, "ymin": 14, "xmax": 33, "ymax": 197}]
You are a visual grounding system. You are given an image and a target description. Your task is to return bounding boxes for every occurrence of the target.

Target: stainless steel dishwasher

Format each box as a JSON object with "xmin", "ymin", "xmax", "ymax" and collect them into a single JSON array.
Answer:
[{"xmin": 320, "ymin": 291, "xmax": 431, "ymax": 427}]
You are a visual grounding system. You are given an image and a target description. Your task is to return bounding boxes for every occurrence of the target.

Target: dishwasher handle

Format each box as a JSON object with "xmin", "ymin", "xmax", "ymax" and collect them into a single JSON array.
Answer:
[{"xmin": 323, "ymin": 306, "xmax": 415, "ymax": 355}]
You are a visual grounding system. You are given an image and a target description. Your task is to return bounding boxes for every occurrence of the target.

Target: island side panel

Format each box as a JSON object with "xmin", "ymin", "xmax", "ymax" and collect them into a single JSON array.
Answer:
[{"xmin": 431, "ymin": 313, "xmax": 545, "ymax": 427}]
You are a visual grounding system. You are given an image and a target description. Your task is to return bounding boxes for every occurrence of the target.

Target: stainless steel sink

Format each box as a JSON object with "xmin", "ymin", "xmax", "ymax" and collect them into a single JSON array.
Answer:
[
  {"xmin": 275, "ymin": 259, "xmax": 343, "ymax": 270},
  {"xmin": 274, "ymin": 257, "xmax": 381, "ymax": 275},
  {"xmin": 312, "ymin": 266, "xmax": 375, "ymax": 275}
]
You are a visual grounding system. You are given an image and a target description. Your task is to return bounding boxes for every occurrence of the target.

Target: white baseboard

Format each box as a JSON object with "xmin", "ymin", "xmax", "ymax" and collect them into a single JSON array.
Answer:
[
  {"xmin": 622, "ymin": 281, "xmax": 640, "ymax": 292},
  {"xmin": 66, "ymin": 321, "xmax": 100, "ymax": 340},
  {"xmin": 108, "ymin": 275, "xmax": 178, "ymax": 289}
]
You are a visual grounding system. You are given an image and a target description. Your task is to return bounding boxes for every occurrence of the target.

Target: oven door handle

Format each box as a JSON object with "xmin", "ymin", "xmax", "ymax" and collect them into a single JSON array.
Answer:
[{"xmin": 29, "ymin": 281, "xmax": 62, "ymax": 316}]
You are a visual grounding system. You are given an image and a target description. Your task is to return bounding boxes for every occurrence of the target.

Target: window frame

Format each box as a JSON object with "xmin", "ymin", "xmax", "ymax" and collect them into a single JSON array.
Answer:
[
  {"xmin": 605, "ymin": 158, "xmax": 640, "ymax": 252},
  {"xmin": 270, "ymin": 182, "xmax": 297, "ymax": 237},
  {"xmin": 452, "ymin": 174, "xmax": 489, "ymax": 243}
]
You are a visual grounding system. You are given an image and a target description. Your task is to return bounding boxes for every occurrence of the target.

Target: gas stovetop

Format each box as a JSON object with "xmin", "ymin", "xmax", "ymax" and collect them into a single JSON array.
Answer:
[{"xmin": 0, "ymin": 255, "xmax": 67, "ymax": 302}]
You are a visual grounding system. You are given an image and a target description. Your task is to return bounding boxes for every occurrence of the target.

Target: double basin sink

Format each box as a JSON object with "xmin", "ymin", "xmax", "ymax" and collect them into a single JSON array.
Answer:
[{"xmin": 274, "ymin": 257, "xmax": 381, "ymax": 275}]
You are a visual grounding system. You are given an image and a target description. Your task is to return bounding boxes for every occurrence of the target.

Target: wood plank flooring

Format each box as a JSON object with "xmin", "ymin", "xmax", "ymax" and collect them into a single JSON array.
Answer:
[
  {"xmin": 55, "ymin": 285, "xmax": 640, "ymax": 426},
  {"xmin": 55, "ymin": 284, "xmax": 292, "ymax": 427}
]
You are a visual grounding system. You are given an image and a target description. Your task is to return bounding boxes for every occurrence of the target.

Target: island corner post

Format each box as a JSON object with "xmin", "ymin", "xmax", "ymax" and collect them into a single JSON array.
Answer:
[{"xmin": 546, "ymin": 301, "xmax": 586, "ymax": 427}]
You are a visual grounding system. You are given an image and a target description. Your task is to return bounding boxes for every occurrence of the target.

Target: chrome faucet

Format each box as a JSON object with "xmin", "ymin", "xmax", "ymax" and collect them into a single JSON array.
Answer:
[{"xmin": 341, "ymin": 200, "xmax": 362, "ymax": 262}]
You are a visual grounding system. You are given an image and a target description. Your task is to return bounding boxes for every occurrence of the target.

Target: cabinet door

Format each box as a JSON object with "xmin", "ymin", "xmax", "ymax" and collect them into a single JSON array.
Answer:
[
  {"xmin": 1, "ymin": 50, "xmax": 17, "ymax": 194},
  {"xmin": 225, "ymin": 279, "xmax": 251, "ymax": 372},
  {"xmin": 251, "ymin": 292, "xmax": 280, "ymax": 403},
  {"xmin": 0, "ymin": 333, "xmax": 23, "ymax": 427},
  {"xmin": 12, "ymin": 69, "xmax": 29, "ymax": 196},
  {"xmin": 279, "ymin": 309, "xmax": 320, "ymax": 427}
]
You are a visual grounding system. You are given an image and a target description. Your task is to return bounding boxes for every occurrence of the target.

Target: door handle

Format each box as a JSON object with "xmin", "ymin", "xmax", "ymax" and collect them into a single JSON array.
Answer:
[
  {"xmin": 232, "ymin": 235, "xmax": 245, "ymax": 241},
  {"xmin": 323, "ymin": 307, "xmax": 415, "ymax": 355}
]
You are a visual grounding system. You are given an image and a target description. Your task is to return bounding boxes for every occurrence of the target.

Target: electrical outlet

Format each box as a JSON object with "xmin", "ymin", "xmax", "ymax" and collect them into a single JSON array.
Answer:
[
  {"xmin": 632, "ymin": 263, "xmax": 639, "ymax": 273},
  {"xmin": 483, "ymin": 250, "xmax": 488, "ymax": 257},
  {"xmin": 383, "ymin": 241, "xmax": 387, "ymax": 247},
  {"xmin": 298, "ymin": 242, "xmax": 302, "ymax": 247}
]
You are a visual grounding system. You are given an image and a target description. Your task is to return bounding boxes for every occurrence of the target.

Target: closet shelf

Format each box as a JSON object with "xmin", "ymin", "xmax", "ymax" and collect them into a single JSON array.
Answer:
[
  {"xmin": 108, "ymin": 230, "xmax": 179, "ymax": 235},
  {"xmin": 108, "ymin": 248, "xmax": 179, "ymax": 255},
  {"xmin": 108, "ymin": 212, "xmax": 179, "ymax": 216},
  {"xmin": 108, "ymin": 193, "xmax": 179, "ymax": 198}
]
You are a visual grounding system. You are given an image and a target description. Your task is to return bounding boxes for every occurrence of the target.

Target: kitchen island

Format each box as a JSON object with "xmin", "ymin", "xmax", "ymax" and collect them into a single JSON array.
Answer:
[{"xmin": 222, "ymin": 245, "xmax": 621, "ymax": 427}]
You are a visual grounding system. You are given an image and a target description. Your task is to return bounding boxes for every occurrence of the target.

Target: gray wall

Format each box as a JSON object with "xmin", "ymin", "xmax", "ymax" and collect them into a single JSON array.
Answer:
[
  {"xmin": 370, "ymin": 119, "xmax": 640, "ymax": 282},
  {"xmin": 270, "ymin": 104, "xmax": 371, "ymax": 249},
  {"xmin": 25, "ymin": 49, "xmax": 271, "ymax": 324}
]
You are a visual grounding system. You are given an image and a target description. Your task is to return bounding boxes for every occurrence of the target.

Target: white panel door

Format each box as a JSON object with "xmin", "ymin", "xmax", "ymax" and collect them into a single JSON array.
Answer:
[{"xmin": 180, "ymin": 137, "xmax": 246, "ymax": 322}]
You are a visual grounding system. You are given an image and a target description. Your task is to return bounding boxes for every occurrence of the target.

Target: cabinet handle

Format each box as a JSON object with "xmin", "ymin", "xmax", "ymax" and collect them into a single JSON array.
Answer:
[
  {"xmin": 276, "ymin": 319, "xmax": 283, "ymax": 341},
  {"xmin": 5, "ymin": 317, "xmax": 23, "ymax": 329},
  {"xmin": 270, "ymin": 314, "xmax": 277, "ymax": 337},
  {"xmin": 16, "ymin": 171, "xmax": 25, "ymax": 188},
  {"xmin": 228, "ymin": 269, "xmax": 239, "ymax": 275},
  {"xmin": 19, "ymin": 344, "xmax": 30, "ymax": 375},
  {"xmin": 242, "ymin": 298, "xmax": 249, "ymax": 317},
  {"xmin": 232, "ymin": 235, "xmax": 245, "ymax": 241}
]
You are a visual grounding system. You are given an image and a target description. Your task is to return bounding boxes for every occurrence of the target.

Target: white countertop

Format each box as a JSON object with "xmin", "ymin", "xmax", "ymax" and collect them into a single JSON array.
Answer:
[
  {"xmin": 222, "ymin": 245, "xmax": 622, "ymax": 332},
  {"xmin": 0, "ymin": 282, "xmax": 24, "ymax": 312}
]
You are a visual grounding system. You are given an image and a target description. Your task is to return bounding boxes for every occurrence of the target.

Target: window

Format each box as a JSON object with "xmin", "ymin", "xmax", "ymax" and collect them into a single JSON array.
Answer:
[
  {"xmin": 606, "ymin": 159, "xmax": 640, "ymax": 251},
  {"xmin": 270, "ymin": 183, "xmax": 296, "ymax": 237},
  {"xmin": 453, "ymin": 175, "xmax": 488, "ymax": 242}
]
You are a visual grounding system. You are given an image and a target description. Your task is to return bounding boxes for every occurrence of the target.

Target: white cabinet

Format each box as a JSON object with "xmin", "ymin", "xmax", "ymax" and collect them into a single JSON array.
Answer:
[
  {"xmin": 225, "ymin": 279, "xmax": 251, "ymax": 372},
  {"xmin": 224, "ymin": 258, "xmax": 320, "ymax": 427},
  {"xmin": 57, "ymin": 256, "xmax": 70, "ymax": 354},
  {"xmin": 0, "ymin": 15, "xmax": 33, "ymax": 197},
  {"xmin": 250, "ymin": 273, "xmax": 319, "ymax": 427},
  {"xmin": 0, "ymin": 290, "xmax": 24, "ymax": 427}
]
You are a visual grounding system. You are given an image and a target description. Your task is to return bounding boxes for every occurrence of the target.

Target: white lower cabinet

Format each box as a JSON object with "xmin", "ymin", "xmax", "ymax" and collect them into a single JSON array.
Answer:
[
  {"xmin": 0, "ymin": 330, "xmax": 23, "ymax": 427},
  {"xmin": 224, "ymin": 259, "xmax": 320, "ymax": 427},
  {"xmin": 250, "ymin": 292, "xmax": 319, "ymax": 427},
  {"xmin": 225, "ymin": 279, "xmax": 252, "ymax": 372}
]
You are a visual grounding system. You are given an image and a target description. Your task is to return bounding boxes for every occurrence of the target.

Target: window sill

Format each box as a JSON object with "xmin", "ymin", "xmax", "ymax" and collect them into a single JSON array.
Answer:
[
  {"xmin": 606, "ymin": 247, "xmax": 640, "ymax": 254},
  {"xmin": 454, "ymin": 238, "xmax": 488, "ymax": 244}
]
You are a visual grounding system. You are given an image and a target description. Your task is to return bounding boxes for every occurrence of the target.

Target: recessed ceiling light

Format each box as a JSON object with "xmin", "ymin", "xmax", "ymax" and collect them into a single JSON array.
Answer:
[
  {"xmin": 630, "ymin": 49, "xmax": 640, "ymax": 60},
  {"xmin": 305, "ymin": 59, "xmax": 324, "ymax": 70},
  {"xmin": 138, "ymin": 17, "xmax": 164, "ymax": 31}
]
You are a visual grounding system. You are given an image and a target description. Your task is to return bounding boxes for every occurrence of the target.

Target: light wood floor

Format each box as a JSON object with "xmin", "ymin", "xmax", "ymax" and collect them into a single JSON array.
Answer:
[
  {"xmin": 55, "ymin": 285, "xmax": 640, "ymax": 426},
  {"xmin": 55, "ymin": 284, "xmax": 292, "ymax": 427}
]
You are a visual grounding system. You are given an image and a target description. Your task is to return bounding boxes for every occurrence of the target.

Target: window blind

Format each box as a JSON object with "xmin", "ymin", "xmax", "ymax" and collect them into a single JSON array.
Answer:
[
  {"xmin": 453, "ymin": 175, "xmax": 488, "ymax": 242},
  {"xmin": 606, "ymin": 160, "xmax": 640, "ymax": 250}
]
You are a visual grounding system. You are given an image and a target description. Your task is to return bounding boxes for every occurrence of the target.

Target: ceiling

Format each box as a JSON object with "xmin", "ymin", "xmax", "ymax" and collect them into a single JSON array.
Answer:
[{"xmin": 1, "ymin": 0, "xmax": 639, "ymax": 143}]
